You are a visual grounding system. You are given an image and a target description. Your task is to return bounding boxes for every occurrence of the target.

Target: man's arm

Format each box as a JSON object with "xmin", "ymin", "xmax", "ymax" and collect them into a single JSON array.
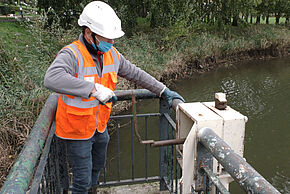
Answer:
[
  {"xmin": 44, "ymin": 49, "xmax": 95, "ymax": 99},
  {"xmin": 118, "ymin": 53, "xmax": 166, "ymax": 96},
  {"xmin": 118, "ymin": 53, "xmax": 185, "ymax": 107}
]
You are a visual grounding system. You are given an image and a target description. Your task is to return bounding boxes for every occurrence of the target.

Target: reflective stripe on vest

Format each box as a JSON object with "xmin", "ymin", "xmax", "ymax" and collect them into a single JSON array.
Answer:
[{"xmin": 55, "ymin": 40, "xmax": 120, "ymax": 140}]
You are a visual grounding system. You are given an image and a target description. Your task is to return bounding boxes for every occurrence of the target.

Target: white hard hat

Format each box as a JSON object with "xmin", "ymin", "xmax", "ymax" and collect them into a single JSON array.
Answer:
[{"xmin": 78, "ymin": 1, "xmax": 125, "ymax": 39}]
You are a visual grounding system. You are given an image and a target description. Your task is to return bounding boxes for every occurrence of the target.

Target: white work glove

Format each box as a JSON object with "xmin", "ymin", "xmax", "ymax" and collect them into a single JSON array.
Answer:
[{"xmin": 91, "ymin": 83, "xmax": 116, "ymax": 105}]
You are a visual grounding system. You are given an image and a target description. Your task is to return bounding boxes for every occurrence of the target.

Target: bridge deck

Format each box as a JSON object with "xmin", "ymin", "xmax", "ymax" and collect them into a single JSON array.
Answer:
[{"xmin": 98, "ymin": 182, "xmax": 170, "ymax": 194}]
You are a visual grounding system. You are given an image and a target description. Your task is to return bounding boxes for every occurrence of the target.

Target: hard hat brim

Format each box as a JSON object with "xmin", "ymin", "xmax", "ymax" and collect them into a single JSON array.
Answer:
[
  {"xmin": 78, "ymin": 19, "xmax": 125, "ymax": 39},
  {"xmin": 102, "ymin": 30, "xmax": 125, "ymax": 39}
]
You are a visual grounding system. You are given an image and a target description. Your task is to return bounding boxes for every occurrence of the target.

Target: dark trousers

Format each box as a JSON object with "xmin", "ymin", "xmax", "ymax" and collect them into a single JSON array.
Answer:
[{"xmin": 62, "ymin": 130, "xmax": 110, "ymax": 194}]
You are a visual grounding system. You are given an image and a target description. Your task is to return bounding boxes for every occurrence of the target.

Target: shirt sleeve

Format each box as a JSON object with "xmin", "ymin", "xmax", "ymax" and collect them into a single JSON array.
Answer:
[
  {"xmin": 118, "ymin": 53, "xmax": 166, "ymax": 96},
  {"xmin": 44, "ymin": 48, "xmax": 95, "ymax": 99}
]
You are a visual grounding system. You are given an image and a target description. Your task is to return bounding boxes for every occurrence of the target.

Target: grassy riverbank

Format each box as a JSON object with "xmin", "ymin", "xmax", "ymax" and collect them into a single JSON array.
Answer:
[
  {"xmin": 0, "ymin": 20, "xmax": 289, "ymax": 186},
  {"xmin": 116, "ymin": 23, "xmax": 289, "ymax": 86}
]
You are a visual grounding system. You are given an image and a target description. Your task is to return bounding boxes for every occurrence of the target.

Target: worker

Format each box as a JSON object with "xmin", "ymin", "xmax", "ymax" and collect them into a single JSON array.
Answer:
[
  {"xmin": 19, "ymin": 6, "xmax": 23, "ymax": 18},
  {"xmin": 44, "ymin": 1, "xmax": 184, "ymax": 193}
]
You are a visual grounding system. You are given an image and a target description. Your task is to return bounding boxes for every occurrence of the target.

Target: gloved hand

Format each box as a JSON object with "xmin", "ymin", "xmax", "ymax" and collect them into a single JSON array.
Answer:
[
  {"xmin": 91, "ymin": 83, "xmax": 117, "ymax": 105},
  {"xmin": 107, "ymin": 95, "xmax": 118, "ymax": 104},
  {"xmin": 161, "ymin": 88, "xmax": 185, "ymax": 107}
]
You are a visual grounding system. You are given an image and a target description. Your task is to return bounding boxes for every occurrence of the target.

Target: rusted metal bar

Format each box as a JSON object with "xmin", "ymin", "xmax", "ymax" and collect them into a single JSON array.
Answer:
[
  {"xmin": 110, "ymin": 113, "xmax": 161, "ymax": 119},
  {"xmin": 97, "ymin": 176, "xmax": 161, "ymax": 188},
  {"xmin": 151, "ymin": 138, "xmax": 185, "ymax": 147},
  {"xmin": 114, "ymin": 89, "xmax": 158, "ymax": 101},
  {"xmin": 139, "ymin": 138, "xmax": 185, "ymax": 147},
  {"xmin": 131, "ymin": 91, "xmax": 155, "ymax": 145},
  {"xmin": 131, "ymin": 91, "xmax": 142, "ymax": 143},
  {"xmin": 0, "ymin": 94, "xmax": 58, "ymax": 194},
  {"xmin": 198, "ymin": 127, "xmax": 281, "ymax": 194},
  {"xmin": 129, "ymin": 95, "xmax": 183, "ymax": 147}
]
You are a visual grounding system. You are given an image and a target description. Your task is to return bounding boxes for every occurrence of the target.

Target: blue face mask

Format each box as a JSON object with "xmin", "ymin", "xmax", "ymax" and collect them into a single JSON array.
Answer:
[
  {"xmin": 91, "ymin": 37, "xmax": 113, "ymax": 53},
  {"xmin": 91, "ymin": 42, "xmax": 98, "ymax": 50},
  {"xmin": 97, "ymin": 40, "xmax": 113, "ymax": 53}
]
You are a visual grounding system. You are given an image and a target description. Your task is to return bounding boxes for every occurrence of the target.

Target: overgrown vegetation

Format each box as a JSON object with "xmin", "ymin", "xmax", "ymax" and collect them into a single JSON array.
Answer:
[{"xmin": 0, "ymin": 17, "xmax": 78, "ymax": 185}]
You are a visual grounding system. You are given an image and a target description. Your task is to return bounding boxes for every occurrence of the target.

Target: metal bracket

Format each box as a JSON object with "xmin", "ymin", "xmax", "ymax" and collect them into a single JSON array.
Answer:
[{"xmin": 131, "ymin": 91, "xmax": 185, "ymax": 147}]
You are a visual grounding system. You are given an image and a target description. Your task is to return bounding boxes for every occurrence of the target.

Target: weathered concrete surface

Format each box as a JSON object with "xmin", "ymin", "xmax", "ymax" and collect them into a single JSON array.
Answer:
[{"xmin": 98, "ymin": 182, "xmax": 170, "ymax": 194}]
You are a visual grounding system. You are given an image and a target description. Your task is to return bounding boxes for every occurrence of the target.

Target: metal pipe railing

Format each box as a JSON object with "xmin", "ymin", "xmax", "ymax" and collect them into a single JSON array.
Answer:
[
  {"xmin": 172, "ymin": 98, "xmax": 184, "ymax": 112},
  {"xmin": 114, "ymin": 89, "xmax": 158, "ymax": 101},
  {"xmin": 1, "ymin": 89, "xmax": 182, "ymax": 193},
  {"xmin": 28, "ymin": 122, "xmax": 57, "ymax": 194},
  {"xmin": 0, "ymin": 94, "xmax": 58, "ymax": 194},
  {"xmin": 197, "ymin": 127, "xmax": 280, "ymax": 194}
]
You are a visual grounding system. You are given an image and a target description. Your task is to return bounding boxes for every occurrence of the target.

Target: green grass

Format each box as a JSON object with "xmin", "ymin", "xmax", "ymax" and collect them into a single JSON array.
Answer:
[
  {"xmin": 0, "ymin": 21, "xmax": 54, "ymax": 186},
  {"xmin": 1, "ymin": 22, "xmax": 33, "ymax": 59},
  {"xmin": 0, "ymin": 17, "xmax": 78, "ymax": 135},
  {"xmin": 0, "ymin": 3, "xmax": 38, "ymax": 11},
  {"xmin": 0, "ymin": 20, "xmax": 70, "ymax": 151},
  {"xmin": 0, "ymin": 22, "xmax": 39, "ymax": 130}
]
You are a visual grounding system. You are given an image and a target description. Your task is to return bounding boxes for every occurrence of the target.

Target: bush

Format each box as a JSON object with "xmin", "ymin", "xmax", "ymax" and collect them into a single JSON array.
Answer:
[
  {"xmin": 0, "ymin": 16, "xmax": 77, "ymax": 157},
  {"xmin": 0, "ymin": 6, "xmax": 11, "ymax": 15}
]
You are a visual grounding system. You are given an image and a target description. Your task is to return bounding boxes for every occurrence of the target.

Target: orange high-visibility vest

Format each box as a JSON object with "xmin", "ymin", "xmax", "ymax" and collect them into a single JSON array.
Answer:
[{"xmin": 55, "ymin": 39, "xmax": 120, "ymax": 140}]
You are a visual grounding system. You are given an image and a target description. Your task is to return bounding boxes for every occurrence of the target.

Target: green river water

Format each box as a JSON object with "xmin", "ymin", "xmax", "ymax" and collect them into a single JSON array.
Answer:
[{"xmin": 106, "ymin": 57, "xmax": 290, "ymax": 193}]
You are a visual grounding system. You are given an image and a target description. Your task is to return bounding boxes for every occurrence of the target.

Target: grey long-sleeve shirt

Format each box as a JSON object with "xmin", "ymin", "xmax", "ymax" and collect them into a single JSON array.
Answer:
[{"xmin": 44, "ymin": 34, "xmax": 166, "ymax": 99}]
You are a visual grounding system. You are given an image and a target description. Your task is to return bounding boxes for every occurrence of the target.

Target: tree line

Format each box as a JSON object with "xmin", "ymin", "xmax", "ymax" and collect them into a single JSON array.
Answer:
[{"xmin": 2, "ymin": 0, "xmax": 289, "ymax": 31}]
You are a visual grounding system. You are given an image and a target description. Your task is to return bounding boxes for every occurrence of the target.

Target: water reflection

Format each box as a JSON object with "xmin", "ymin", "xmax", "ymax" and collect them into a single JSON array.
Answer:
[
  {"xmin": 272, "ymin": 171, "xmax": 290, "ymax": 194},
  {"xmin": 220, "ymin": 75, "xmax": 280, "ymax": 120}
]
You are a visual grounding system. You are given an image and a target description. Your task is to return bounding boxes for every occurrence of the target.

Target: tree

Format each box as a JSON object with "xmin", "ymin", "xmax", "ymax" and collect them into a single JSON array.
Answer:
[
  {"xmin": 35, "ymin": 0, "xmax": 281, "ymax": 33},
  {"xmin": 273, "ymin": 0, "xmax": 288, "ymax": 25},
  {"xmin": 37, "ymin": 0, "xmax": 91, "ymax": 29},
  {"xmin": 256, "ymin": 0, "xmax": 274, "ymax": 24}
]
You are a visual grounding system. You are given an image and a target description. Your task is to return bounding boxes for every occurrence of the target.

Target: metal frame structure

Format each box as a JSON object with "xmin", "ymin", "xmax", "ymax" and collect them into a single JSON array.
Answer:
[
  {"xmin": 0, "ymin": 89, "xmax": 280, "ymax": 194},
  {"xmin": 1, "ymin": 90, "xmax": 181, "ymax": 194}
]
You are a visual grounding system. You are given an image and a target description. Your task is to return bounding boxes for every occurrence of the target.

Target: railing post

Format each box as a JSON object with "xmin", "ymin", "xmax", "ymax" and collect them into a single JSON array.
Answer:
[
  {"xmin": 195, "ymin": 142, "xmax": 213, "ymax": 192},
  {"xmin": 55, "ymin": 136, "xmax": 70, "ymax": 193},
  {"xmin": 159, "ymin": 97, "xmax": 170, "ymax": 190}
]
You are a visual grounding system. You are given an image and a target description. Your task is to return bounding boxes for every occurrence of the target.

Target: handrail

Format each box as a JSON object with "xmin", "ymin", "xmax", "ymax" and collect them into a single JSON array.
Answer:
[
  {"xmin": 115, "ymin": 89, "xmax": 184, "ymax": 110},
  {"xmin": 114, "ymin": 89, "xmax": 158, "ymax": 100},
  {"xmin": 0, "ymin": 89, "xmax": 165, "ymax": 194},
  {"xmin": 198, "ymin": 127, "xmax": 280, "ymax": 194},
  {"xmin": 172, "ymin": 98, "xmax": 184, "ymax": 112},
  {"xmin": 0, "ymin": 94, "xmax": 58, "ymax": 194},
  {"xmin": 0, "ymin": 89, "xmax": 183, "ymax": 194}
]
